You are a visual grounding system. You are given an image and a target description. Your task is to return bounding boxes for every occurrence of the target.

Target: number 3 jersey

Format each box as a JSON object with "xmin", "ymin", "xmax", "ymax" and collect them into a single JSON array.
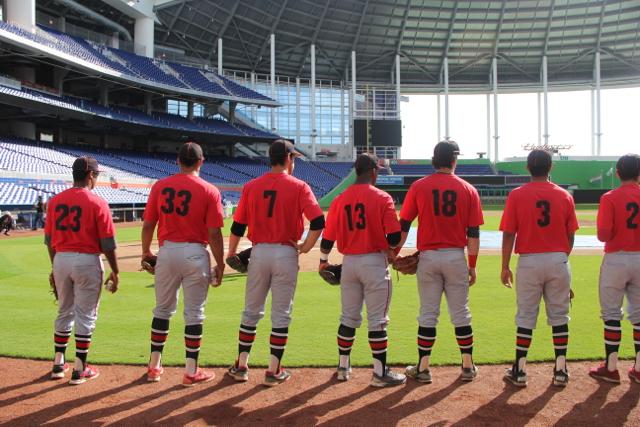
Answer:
[
  {"xmin": 144, "ymin": 174, "xmax": 224, "ymax": 246},
  {"xmin": 597, "ymin": 183, "xmax": 640, "ymax": 253},
  {"xmin": 233, "ymin": 172, "xmax": 323, "ymax": 245},
  {"xmin": 500, "ymin": 181, "xmax": 579, "ymax": 254},
  {"xmin": 323, "ymin": 183, "xmax": 401, "ymax": 255},
  {"xmin": 400, "ymin": 173, "xmax": 484, "ymax": 250},
  {"xmin": 44, "ymin": 187, "xmax": 116, "ymax": 253}
]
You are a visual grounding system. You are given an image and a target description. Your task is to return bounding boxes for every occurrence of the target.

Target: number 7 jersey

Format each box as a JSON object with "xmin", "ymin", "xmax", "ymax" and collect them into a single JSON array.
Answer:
[
  {"xmin": 144, "ymin": 174, "xmax": 224, "ymax": 246},
  {"xmin": 400, "ymin": 173, "xmax": 484, "ymax": 250},
  {"xmin": 500, "ymin": 181, "xmax": 579, "ymax": 254}
]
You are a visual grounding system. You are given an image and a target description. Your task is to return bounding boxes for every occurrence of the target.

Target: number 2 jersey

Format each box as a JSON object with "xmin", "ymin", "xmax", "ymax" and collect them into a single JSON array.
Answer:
[
  {"xmin": 44, "ymin": 187, "xmax": 115, "ymax": 254},
  {"xmin": 323, "ymin": 184, "xmax": 401, "ymax": 255},
  {"xmin": 400, "ymin": 173, "xmax": 484, "ymax": 250},
  {"xmin": 597, "ymin": 183, "xmax": 640, "ymax": 253},
  {"xmin": 500, "ymin": 181, "xmax": 579, "ymax": 254},
  {"xmin": 144, "ymin": 174, "xmax": 224, "ymax": 246},
  {"xmin": 233, "ymin": 172, "xmax": 323, "ymax": 245}
]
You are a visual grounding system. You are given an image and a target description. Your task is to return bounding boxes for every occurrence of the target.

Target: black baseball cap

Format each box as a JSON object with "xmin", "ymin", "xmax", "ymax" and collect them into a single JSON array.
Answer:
[
  {"xmin": 269, "ymin": 139, "xmax": 300, "ymax": 165},
  {"xmin": 432, "ymin": 140, "xmax": 460, "ymax": 168},
  {"xmin": 354, "ymin": 153, "xmax": 379, "ymax": 176},
  {"xmin": 178, "ymin": 141, "xmax": 204, "ymax": 164},
  {"xmin": 616, "ymin": 154, "xmax": 640, "ymax": 180},
  {"xmin": 72, "ymin": 156, "xmax": 102, "ymax": 174}
]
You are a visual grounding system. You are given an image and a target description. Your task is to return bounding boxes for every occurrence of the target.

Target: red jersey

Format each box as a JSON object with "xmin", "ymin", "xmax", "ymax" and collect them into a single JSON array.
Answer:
[
  {"xmin": 597, "ymin": 183, "xmax": 640, "ymax": 253},
  {"xmin": 400, "ymin": 173, "xmax": 484, "ymax": 250},
  {"xmin": 324, "ymin": 184, "xmax": 400, "ymax": 255},
  {"xmin": 234, "ymin": 172, "xmax": 323, "ymax": 245},
  {"xmin": 500, "ymin": 181, "xmax": 579, "ymax": 254},
  {"xmin": 44, "ymin": 187, "xmax": 115, "ymax": 254},
  {"xmin": 144, "ymin": 174, "xmax": 224, "ymax": 246}
]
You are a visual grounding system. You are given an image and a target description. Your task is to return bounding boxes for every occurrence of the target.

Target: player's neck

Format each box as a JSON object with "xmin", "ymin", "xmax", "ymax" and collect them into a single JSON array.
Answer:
[
  {"xmin": 72, "ymin": 181, "xmax": 90, "ymax": 189},
  {"xmin": 620, "ymin": 180, "xmax": 640, "ymax": 186},
  {"xmin": 271, "ymin": 166, "xmax": 288, "ymax": 174},
  {"xmin": 530, "ymin": 176, "xmax": 549, "ymax": 183},
  {"xmin": 178, "ymin": 167, "xmax": 199, "ymax": 176},
  {"xmin": 435, "ymin": 168, "xmax": 454, "ymax": 175}
]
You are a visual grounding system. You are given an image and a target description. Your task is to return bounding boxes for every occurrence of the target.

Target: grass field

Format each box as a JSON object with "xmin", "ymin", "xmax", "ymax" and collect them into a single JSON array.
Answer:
[{"xmin": 1, "ymin": 211, "xmax": 637, "ymax": 368}]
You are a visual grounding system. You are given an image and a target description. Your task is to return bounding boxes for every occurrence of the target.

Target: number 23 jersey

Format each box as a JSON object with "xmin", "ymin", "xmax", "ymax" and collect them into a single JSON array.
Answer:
[
  {"xmin": 400, "ymin": 173, "xmax": 484, "ymax": 250},
  {"xmin": 597, "ymin": 183, "xmax": 640, "ymax": 253},
  {"xmin": 45, "ymin": 187, "xmax": 115, "ymax": 254},
  {"xmin": 144, "ymin": 174, "xmax": 224, "ymax": 246},
  {"xmin": 500, "ymin": 181, "xmax": 579, "ymax": 254}
]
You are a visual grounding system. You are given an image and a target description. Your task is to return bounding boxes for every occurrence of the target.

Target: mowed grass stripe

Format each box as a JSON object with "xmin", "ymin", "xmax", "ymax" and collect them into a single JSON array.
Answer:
[{"xmin": 0, "ymin": 231, "xmax": 635, "ymax": 367}]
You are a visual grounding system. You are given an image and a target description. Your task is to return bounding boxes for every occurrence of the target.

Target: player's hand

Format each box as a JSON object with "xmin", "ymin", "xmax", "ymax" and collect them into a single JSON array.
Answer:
[
  {"xmin": 211, "ymin": 263, "xmax": 224, "ymax": 287},
  {"xmin": 501, "ymin": 267, "xmax": 513, "ymax": 288},
  {"xmin": 141, "ymin": 250, "xmax": 155, "ymax": 261},
  {"xmin": 386, "ymin": 248, "xmax": 397, "ymax": 263},
  {"xmin": 468, "ymin": 267, "xmax": 477, "ymax": 286},
  {"xmin": 105, "ymin": 271, "xmax": 119, "ymax": 293},
  {"xmin": 290, "ymin": 240, "xmax": 311, "ymax": 254}
]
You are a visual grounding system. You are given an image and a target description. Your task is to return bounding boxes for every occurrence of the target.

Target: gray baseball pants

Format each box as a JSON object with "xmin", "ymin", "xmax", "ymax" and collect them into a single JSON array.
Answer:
[{"xmin": 599, "ymin": 252, "xmax": 640, "ymax": 324}]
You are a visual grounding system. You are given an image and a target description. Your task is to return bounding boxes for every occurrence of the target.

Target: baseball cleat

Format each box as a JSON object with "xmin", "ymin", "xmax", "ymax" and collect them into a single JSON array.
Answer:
[
  {"xmin": 405, "ymin": 365, "xmax": 432, "ymax": 384},
  {"xmin": 146, "ymin": 366, "xmax": 164, "ymax": 382},
  {"xmin": 503, "ymin": 367, "xmax": 528, "ymax": 387},
  {"xmin": 370, "ymin": 367, "xmax": 407, "ymax": 388},
  {"xmin": 69, "ymin": 365, "xmax": 100, "ymax": 385},
  {"xmin": 227, "ymin": 363, "xmax": 249, "ymax": 382},
  {"xmin": 182, "ymin": 368, "xmax": 215, "ymax": 387},
  {"xmin": 588, "ymin": 364, "xmax": 621, "ymax": 384},
  {"xmin": 336, "ymin": 366, "xmax": 351, "ymax": 381},
  {"xmin": 51, "ymin": 363, "xmax": 69, "ymax": 380},
  {"xmin": 629, "ymin": 366, "xmax": 640, "ymax": 384},
  {"xmin": 461, "ymin": 365, "xmax": 478, "ymax": 382},
  {"xmin": 264, "ymin": 368, "xmax": 291, "ymax": 387},
  {"xmin": 552, "ymin": 369, "xmax": 569, "ymax": 387}
]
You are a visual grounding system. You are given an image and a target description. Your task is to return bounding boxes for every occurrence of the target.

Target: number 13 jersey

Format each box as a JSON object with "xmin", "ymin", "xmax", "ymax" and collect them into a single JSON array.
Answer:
[
  {"xmin": 500, "ymin": 181, "xmax": 579, "ymax": 254},
  {"xmin": 233, "ymin": 172, "xmax": 323, "ymax": 245},
  {"xmin": 144, "ymin": 174, "xmax": 224, "ymax": 246},
  {"xmin": 45, "ymin": 187, "xmax": 115, "ymax": 254},
  {"xmin": 400, "ymin": 173, "xmax": 484, "ymax": 250}
]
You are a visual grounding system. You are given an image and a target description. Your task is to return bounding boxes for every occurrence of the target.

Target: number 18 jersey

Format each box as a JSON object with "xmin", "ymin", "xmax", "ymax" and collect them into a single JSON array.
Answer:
[
  {"xmin": 500, "ymin": 181, "xmax": 579, "ymax": 254},
  {"xmin": 400, "ymin": 173, "xmax": 484, "ymax": 250},
  {"xmin": 144, "ymin": 174, "xmax": 224, "ymax": 246}
]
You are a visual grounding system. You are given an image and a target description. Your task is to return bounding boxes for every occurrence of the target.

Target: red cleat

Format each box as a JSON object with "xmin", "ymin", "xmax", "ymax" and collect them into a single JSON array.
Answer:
[
  {"xmin": 588, "ymin": 363, "xmax": 620, "ymax": 384},
  {"xmin": 629, "ymin": 366, "xmax": 640, "ymax": 384},
  {"xmin": 182, "ymin": 368, "xmax": 214, "ymax": 387},
  {"xmin": 147, "ymin": 366, "xmax": 164, "ymax": 382}
]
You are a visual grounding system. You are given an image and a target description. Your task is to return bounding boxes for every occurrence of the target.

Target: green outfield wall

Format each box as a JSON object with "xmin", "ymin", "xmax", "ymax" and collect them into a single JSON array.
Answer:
[{"xmin": 496, "ymin": 159, "xmax": 618, "ymax": 189}]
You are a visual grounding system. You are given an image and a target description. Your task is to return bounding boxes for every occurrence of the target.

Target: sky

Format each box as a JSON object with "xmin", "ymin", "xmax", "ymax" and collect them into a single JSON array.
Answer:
[{"xmin": 400, "ymin": 87, "xmax": 640, "ymax": 161}]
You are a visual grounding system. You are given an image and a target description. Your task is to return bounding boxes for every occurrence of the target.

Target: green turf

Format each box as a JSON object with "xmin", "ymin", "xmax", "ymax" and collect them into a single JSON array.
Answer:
[
  {"xmin": 480, "ymin": 211, "xmax": 597, "ymax": 235},
  {"xmin": 0, "ymin": 232, "xmax": 636, "ymax": 368}
]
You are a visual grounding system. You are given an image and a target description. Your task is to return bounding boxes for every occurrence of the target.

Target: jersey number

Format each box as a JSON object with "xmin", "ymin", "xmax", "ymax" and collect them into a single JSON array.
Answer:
[
  {"xmin": 263, "ymin": 190, "xmax": 277, "ymax": 217},
  {"xmin": 160, "ymin": 188, "xmax": 192, "ymax": 216},
  {"xmin": 627, "ymin": 202, "xmax": 639, "ymax": 229},
  {"xmin": 536, "ymin": 200, "xmax": 551, "ymax": 227},
  {"xmin": 55, "ymin": 205, "xmax": 82, "ymax": 232},
  {"xmin": 432, "ymin": 190, "xmax": 457, "ymax": 217},
  {"xmin": 345, "ymin": 203, "xmax": 366, "ymax": 230}
]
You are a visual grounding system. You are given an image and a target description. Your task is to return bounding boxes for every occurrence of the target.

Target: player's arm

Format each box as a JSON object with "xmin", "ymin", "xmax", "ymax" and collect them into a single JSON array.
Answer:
[
  {"xmin": 295, "ymin": 184, "xmax": 325, "ymax": 254},
  {"xmin": 596, "ymin": 197, "xmax": 614, "ymax": 242},
  {"xmin": 141, "ymin": 220, "xmax": 157, "ymax": 258},
  {"xmin": 97, "ymin": 203, "xmax": 119, "ymax": 292},
  {"xmin": 467, "ymin": 226, "xmax": 480, "ymax": 286},
  {"xmin": 208, "ymin": 227, "xmax": 225, "ymax": 286},
  {"xmin": 501, "ymin": 232, "xmax": 515, "ymax": 288},
  {"xmin": 382, "ymin": 196, "xmax": 402, "ymax": 260},
  {"xmin": 566, "ymin": 196, "xmax": 579, "ymax": 255},
  {"xmin": 297, "ymin": 215, "xmax": 324, "ymax": 254},
  {"xmin": 398, "ymin": 185, "xmax": 418, "ymax": 250}
]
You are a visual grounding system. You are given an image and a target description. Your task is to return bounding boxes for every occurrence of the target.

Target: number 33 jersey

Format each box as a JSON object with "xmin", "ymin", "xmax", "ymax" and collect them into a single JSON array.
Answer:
[
  {"xmin": 324, "ymin": 184, "xmax": 400, "ymax": 255},
  {"xmin": 500, "ymin": 181, "xmax": 579, "ymax": 254},
  {"xmin": 45, "ymin": 187, "xmax": 116, "ymax": 253},
  {"xmin": 233, "ymin": 172, "xmax": 322, "ymax": 245},
  {"xmin": 400, "ymin": 174, "xmax": 484, "ymax": 250},
  {"xmin": 144, "ymin": 174, "xmax": 224, "ymax": 246},
  {"xmin": 597, "ymin": 184, "xmax": 640, "ymax": 253}
]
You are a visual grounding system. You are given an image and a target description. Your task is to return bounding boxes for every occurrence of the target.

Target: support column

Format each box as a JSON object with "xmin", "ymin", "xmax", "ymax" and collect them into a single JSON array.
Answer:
[
  {"xmin": 340, "ymin": 82, "xmax": 345, "ymax": 145},
  {"xmin": 537, "ymin": 91, "xmax": 542, "ymax": 145},
  {"xmin": 187, "ymin": 101, "xmax": 194, "ymax": 120},
  {"xmin": 437, "ymin": 94, "xmax": 441, "ymax": 142},
  {"xmin": 217, "ymin": 38, "xmax": 223, "ymax": 74},
  {"xmin": 111, "ymin": 32, "xmax": 120, "ymax": 49},
  {"xmin": 351, "ymin": 50, "xmax": 356, "ymax": 158},
  {"xmin": 492, "ymin": 57, "xmax": 499, "ymax": 162},
  {"xmin": 5, "ymin": 0, "xmax": 35, "ymax": 30},
  {"xmin": 542, "ymin": 55, "xmax": 549, "ymax": 146},
  {"xmin": 296, "ymin": 76, "xmax": 301, "ymax": 144},
  {"xmin": 53, "ymin": 68, "xmax": 68, "ymax": 94},
  {"xmin": 595, "ymin": 51, "xmax": 602, "ymax": 156},
  {"xmin": 229, "ymin": 102, "xmax": 236, "ymax": 124},
  {"xmin": 310, "ymin": 43, "xmax": 316, "ymax": 160},
  {"xmin": 144, "ymin": 92, "xmax": 153, "ymax": 114},
  {"xmin": 250, "ymin": 72, "xmax": 257, "ymax": 121},
  {"xmin": 486, "ymin": 93, "xmax": 491, "ymax": 161},
  {"xmin": 395, "ymin": 54, "xmax": 401, "ymax": 119},
  {"xmin": 590, "ymin": 89, "xmax": 595, "ymax": 155},
  {"xmin": 58, "ymin": 16, "xmax": 66, "ymax": 32},
  {"xmin": 443, "ymin": 57, "xmax": 450, "ymax": 140},
  {"xmin": 134, "ymin": 16, "xmax": 154, "ymax": 58},
  {"xmin": 99, "ymin": 85, "xmax": 109, "ymax": 107},
  {"xmin": 270, "ymin": 33, "xmax": 276, "ymax": 132}
]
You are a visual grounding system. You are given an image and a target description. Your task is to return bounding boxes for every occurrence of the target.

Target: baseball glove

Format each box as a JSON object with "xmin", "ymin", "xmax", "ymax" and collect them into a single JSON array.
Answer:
[
  {"xmin": 49, "ymin": 272, "xmax": 57, "ymax": 300},
  {"xmin": 226, "ymin": 247, "xmax": 251, "ymax": 273},
  {"xmin": 319, "ymin": 263, "xmax": 341, "ymax": 286},
  {"xmin": 392, "ymin": 251, "xmax": 420, "ymax": 275},
  {"xmin": 140, "ymin": 255, "xmax": 157, "ymax": 275}
]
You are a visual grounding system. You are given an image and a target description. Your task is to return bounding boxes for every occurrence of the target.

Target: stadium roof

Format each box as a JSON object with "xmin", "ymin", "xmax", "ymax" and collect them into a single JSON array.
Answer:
[{"xmin": 38, "ymin": 0, "xmax": 640, "ymax": 87}]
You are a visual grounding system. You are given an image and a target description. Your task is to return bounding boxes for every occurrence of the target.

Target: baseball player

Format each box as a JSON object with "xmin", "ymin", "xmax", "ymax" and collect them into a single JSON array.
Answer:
[
  {"xmin": 500, "ymin": 149, "xmax": 579, "ymax": 387},
  {"xmin": 33, "ymin": 195, "xmax": 45, "ymax": 230},
  {"xmin": 589, "ymin": 154, "xmax": 640, "ymax": 384},
  {"xmin": 226, "ymin": 139, "xmax": 324, "ymax": 386},
  {"xmin": 44, "ymin": 156, "xmax": 119, "ymax": 385},
  {"xmin": 320, "ymin": 153, "xmax": 406, "ymax": 387},
  {"xmin": 399, "ymin": 140, "xmax": 483, "ymax": 384},
  {"xmin": 142, "ymin": 142, "xmax": 225, "ymax": 387},
  {"xmin": 1, "ymin": 211, "xmax": 15, "ymax": 235}
]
